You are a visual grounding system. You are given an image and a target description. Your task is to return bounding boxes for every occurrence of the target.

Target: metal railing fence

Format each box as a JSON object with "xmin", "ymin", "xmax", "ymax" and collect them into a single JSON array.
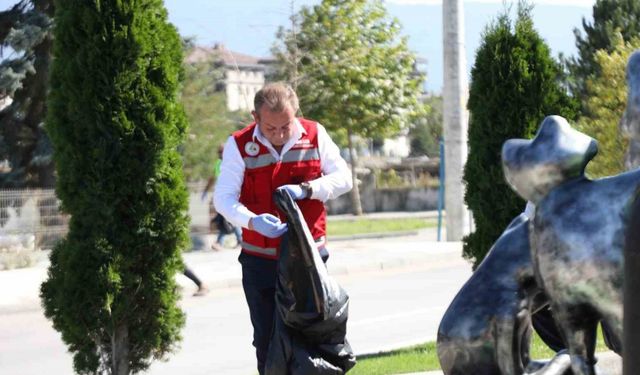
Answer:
[{"xmin": 0, "ymin": 189, "xmax": 68, "ymax": 251}]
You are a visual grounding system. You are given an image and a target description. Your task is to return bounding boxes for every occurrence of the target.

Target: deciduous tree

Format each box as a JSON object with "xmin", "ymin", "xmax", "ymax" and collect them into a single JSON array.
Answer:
[
  {"xmin": 273, "ymin": 0, "xmax": 425, "ymax": 215},
  {"xmin": 576, "ymin": 31, "xmax": 639, "ymax": 178},
  {"xmin": 180, "ymin": 48, "xmax": 249, "ymax": 181}
]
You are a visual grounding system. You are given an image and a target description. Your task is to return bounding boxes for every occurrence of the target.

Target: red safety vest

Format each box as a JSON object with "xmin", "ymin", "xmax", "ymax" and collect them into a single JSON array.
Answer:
[{"xmin": 234, "ymin": 118, "xmax": 327, "ymax": 259}]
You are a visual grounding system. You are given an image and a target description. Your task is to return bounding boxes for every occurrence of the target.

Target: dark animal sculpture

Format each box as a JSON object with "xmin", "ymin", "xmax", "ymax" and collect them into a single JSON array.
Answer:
[
  {"xmin": 439, "ymin": 50, "xmax": 640, "ymax": 375},
  {"xmin": 623, "ymin": 192, "xmax": 640, "ymax": 375},
  {"xmin": 621, "ymin": 50, "xmax": 640, "ymax": 375},
  {"xmin": 437, "ymin": 210, "xmax": 572, "ymax": 375},
  {"xmin": 438, "ymin": 115, "xmax": 638, "ymax": 375},
  {"xmin": 502, "ymin": 115, "xmax": 639, "ymax": 375},
  {"xmin": 265, "ymin": 189, "xmax": 356, "ymax": 375}
]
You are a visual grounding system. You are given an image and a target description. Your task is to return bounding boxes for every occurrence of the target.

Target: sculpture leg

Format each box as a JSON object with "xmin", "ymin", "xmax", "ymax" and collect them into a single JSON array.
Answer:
[
  {"xmin": 600, "ymin": 319, "xmax": 622, "ymax": 355},
  {"xmin": 553, "ymin": 308, "xmax": 598, "ymax": 375}
]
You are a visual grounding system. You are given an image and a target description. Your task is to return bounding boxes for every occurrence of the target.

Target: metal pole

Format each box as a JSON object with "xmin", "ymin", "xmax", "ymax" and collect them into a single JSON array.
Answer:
[{"xmin": 437, "ymin": 139, "xmax": 445, "ymax": 242}]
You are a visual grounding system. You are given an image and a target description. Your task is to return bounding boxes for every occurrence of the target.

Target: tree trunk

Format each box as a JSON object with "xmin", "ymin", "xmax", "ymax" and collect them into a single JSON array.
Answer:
[
  {"xmin": 442, "ymin": 0, "xmax": 470, "ymax": 241},
  {"xmin": 347, "ymin": 130, "xmax": 363, "ymax": 216},
  {"xmin": 112, "ymin": 323, "xmax": 130, "ymax": 375}
]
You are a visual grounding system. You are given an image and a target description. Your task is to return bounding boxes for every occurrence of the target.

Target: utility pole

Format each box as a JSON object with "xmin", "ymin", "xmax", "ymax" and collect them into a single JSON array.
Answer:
[
  {"xmin": 289, "ymin": 0, "xmax": 299, "ymax": 90},
  {"xmin": 442, "ymin": 0, "xmax": 470, "ymax": 241}
]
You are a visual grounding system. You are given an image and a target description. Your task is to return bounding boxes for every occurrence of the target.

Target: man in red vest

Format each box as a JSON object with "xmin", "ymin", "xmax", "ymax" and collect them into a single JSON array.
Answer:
[{"xmin": 213, "ymin": 82, "xmax": 352, "ymax": 374}]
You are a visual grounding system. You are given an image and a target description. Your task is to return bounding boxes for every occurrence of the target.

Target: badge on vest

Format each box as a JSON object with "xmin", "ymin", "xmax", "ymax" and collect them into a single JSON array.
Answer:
[{"xmin": 245, "ymin": 142, "xmax": 260, "ymax": 156}]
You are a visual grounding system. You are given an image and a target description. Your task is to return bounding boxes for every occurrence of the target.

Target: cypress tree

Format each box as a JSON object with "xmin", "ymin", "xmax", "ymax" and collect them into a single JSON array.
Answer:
[
  {"xmin": 462, "ymin": 3, "xmax": 577, "ymax": 267},
  {"xmin": 40, "ymin": 1, "xmax": 189, "ymax": 374}
]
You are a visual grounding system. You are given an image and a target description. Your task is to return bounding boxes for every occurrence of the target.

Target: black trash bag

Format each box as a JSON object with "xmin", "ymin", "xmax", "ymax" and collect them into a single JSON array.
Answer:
[{"xmin": 265, "ymin": 189, "xmax": 356, "ymax": 375}]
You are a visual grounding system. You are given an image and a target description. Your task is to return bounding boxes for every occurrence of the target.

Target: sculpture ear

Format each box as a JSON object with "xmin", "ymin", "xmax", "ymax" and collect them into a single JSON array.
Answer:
[
  {"xmin": 501, "ymin": 116, "xmax": 598, "ymax": 203},
  {"xmin": 623, "ymin": 51, "xmax": 640, "ymax": 139}
]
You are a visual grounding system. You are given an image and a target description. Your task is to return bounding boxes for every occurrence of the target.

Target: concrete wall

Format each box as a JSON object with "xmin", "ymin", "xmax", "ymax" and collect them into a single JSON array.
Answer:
[{"xmin": 190, "ymin": 187, "xmax": 439, "ymax": 227}]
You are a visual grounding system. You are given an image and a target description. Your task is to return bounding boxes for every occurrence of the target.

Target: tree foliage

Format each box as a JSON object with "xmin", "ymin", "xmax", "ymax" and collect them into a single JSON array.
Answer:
[
  {"xmin": 0, "ymin": 0, "xmax": 54, "ymax": 187},
  {"xmin": 410, "ymin": 95, "xmax": 442, "ymax": 157},
  {"xmin": 565, "ymin": 0, "xmax": 640, "ymax": 107},
  {"xmin": 463, "ymin": 4, "xmax": 578, "ymax": 267},
  {"xmin": 274, "ymin": 0, "xmax": 424, "ymax": 140},
  {"xmin": 273, "ymin": 0, "xmax": 425, "ymax": 214},
  {"xmin": 576, "ymin": 31, "xmax": 639, "ymax": 178},
  {"xmin": 179, "ymin": 49, "xmax": 249, "ymax": 181},
  {"xmin": 41, "ymin": 1, "xmax": 189, "ymax": 373}
]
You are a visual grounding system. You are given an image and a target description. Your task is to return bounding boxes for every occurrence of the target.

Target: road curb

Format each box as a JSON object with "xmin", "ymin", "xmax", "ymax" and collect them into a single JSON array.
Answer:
[{"xmin": 329, "ymin": 230, "xmax": 420, "ymax": 242}]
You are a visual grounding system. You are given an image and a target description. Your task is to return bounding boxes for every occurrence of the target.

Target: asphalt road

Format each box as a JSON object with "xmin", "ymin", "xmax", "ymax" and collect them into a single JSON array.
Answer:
[{"xmin": 0, "ymin": 261, "xmax": 471, "ymax": 375}]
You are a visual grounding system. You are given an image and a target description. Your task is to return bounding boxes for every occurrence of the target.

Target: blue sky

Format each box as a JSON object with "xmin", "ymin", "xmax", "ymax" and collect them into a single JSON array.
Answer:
[
  {"xmin": 163, "ymin": 0, "xmax": 595, "ymax": 93},
  {"xmin": 1, "ymin": 0, "xmax": 596, "ymax": 93}
]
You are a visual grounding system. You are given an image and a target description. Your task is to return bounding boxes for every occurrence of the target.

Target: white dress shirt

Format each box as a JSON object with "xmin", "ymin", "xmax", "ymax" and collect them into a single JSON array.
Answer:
[{"xmin": 213, "ymin": 119, "xmax": 353, "ymax": 229}]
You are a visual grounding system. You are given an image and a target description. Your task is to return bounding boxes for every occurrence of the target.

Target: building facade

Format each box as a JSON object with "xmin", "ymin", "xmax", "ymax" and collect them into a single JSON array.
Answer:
[{"xmin": 185, "ymin": 43, "xmax": 265, "ymax": 111}]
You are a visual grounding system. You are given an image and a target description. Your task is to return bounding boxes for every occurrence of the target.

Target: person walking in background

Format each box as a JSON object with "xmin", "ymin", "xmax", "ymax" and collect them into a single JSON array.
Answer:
[
  {"xmin": 213, "ymin": 82, "xmax": 352, "ymax": 375},
  {"xmin": 202, "ymin": 144, "xmax": 241, "ymax": 251},
  {"xmin": 183, "ymin": 266, "xmax": 209, "ymax": 296}
]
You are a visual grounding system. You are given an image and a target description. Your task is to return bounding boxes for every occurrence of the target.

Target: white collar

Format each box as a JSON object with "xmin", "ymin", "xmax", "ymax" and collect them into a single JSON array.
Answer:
[{"xmin": 252, "ymin": 118, "xmax": 306, "ymax": 159}]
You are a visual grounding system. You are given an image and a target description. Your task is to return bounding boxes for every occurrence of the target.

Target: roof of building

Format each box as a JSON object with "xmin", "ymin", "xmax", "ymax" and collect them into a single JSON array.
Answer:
[{"xmin": 185, "ymin": 43, "xmax": 266, "ymax": 70}]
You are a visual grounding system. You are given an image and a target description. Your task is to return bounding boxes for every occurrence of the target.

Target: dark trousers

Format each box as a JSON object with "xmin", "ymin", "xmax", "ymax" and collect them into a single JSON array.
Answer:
[
  {"xmin": 239, "ymin": 252, "xmax": 278, "ymax": 375},
  {"xmin": 239, "ymin": 248, "xmax": 329, "ymax": 375},
  {"xmin": 182, "ymin": 266, "xmax": 202, "ymax": 287}
]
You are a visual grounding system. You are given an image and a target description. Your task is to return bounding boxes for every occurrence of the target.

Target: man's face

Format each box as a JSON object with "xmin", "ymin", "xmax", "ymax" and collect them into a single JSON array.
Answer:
[{"xmin": 253, "ymin": 104, "xmax": 296, "ymax": 147}]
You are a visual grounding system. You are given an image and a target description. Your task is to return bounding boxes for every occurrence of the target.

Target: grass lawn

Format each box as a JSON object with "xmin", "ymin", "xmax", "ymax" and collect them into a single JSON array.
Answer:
[
  {"xmin": 349, "ymin": 342, "xmax": 439, "ymax": 375},
  {"xmin": 327, "ymin": 218, "xmax": 437, "ymax": 237},
  {"xmin": 349, "ymin": 327, "xmax": 610, "ymax": 375}
]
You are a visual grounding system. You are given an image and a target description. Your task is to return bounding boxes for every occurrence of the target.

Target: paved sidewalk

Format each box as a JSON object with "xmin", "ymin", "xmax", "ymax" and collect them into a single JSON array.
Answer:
[
  {"xmin": 181, "ymin": 226, "xmax": 459, "ymax": 293},
  {"xmin": 0, "ymin": 221, "xmax": 462, "ymax": 315}
]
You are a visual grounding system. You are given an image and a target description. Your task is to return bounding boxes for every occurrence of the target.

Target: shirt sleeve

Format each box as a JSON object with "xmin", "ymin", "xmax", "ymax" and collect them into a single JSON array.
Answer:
[
  {"xmin": 213, "ymin": 136, "xmax": 257, "ymax": 229},
  {"xmin": 308, "ymin": 124, "xmax": 353, "ymax": 202}
]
